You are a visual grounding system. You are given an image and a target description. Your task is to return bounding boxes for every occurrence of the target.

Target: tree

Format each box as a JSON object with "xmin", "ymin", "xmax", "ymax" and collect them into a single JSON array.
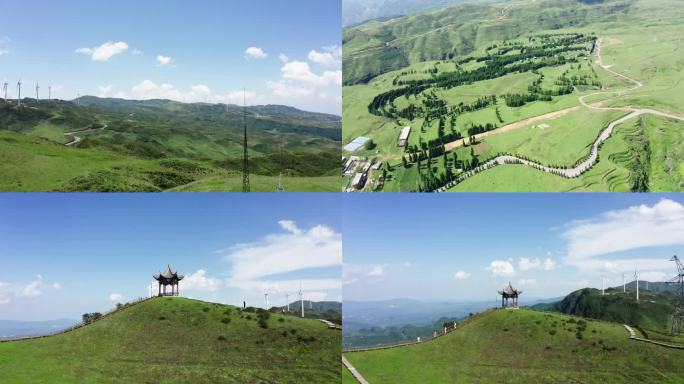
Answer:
[{"xmin": 365, "ymin": 139, "xmax": 377, "ymax": 150}]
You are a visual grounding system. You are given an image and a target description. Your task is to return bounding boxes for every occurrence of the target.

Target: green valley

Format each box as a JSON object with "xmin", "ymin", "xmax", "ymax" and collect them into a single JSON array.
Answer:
[
  {"xmin": 0, "ymin": 97, "xmax": 341, "ymax": 192},
  {"xmin": 342, "ymin": 0, "xmax": 684, "ymax": 192}
]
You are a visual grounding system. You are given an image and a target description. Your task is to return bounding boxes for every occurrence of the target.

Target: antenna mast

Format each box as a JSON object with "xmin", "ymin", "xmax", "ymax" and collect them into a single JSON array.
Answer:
[
  {"xmin": 242, "ymin": 89, "xmax": 250, "ymax": 192},
  {"xmin": 668, "ymin": 255, "xmax": 684, "ymax": 335}
]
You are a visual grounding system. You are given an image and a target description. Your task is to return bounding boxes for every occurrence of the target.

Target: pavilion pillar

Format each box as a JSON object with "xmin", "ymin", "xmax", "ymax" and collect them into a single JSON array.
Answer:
[{"xmin": 158, "ymin": 283, "xmax": 161, "ymax": 296}]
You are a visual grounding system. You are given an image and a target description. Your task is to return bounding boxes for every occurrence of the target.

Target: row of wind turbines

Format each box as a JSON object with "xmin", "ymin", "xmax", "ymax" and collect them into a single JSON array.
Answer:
[
  {"xmin": 265, "ymin": 284, "xmax": 314, "ymax": 318},
  {"xmin": 2, "ymin": 80, "xmax": 53, "ymax": 106},
  {"xmin": 600, "ymin": 270, "xmax": 653, "ymax": 301}
]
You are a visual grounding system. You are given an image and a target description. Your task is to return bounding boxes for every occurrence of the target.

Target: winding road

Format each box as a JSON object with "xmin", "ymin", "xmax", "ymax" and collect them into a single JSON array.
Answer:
[
  {"xmin": 64, "ymin": 124, "xmax": 107, "ymax": 147},
  {"xmin": 435, "ymin": 38, "xmax": 684, "ymax": 191}
]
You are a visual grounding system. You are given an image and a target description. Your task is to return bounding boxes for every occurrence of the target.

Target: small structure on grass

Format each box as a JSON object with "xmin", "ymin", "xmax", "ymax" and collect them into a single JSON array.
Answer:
[
  {"xmin": 398, "ymin": 126, "xmax": 411, "ymax": 147},
  {"xmin": 498, "ymin": 282, "xmax": 522, "ymax": 308},
  {"xmin": 153, "ymin": 265, "xmax": 184, "ymax": 297}
]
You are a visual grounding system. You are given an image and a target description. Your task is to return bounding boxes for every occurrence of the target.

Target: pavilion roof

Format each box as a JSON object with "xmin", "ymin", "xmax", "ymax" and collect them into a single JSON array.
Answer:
[
  {"xmin": 153, "ymin": 264, "xmax": 184, "ymax": 281},
  {"xmin": 498, "ymin": 282, "xmax": 522, "ymax": 296}
]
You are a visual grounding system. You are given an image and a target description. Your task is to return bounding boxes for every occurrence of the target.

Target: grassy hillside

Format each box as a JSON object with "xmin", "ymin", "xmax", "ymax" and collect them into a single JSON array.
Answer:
[
  {"xmin": 0, "ymin": 297, "xmax": 341, "ymax": 383},
  {"xmin": 343, "ymin": 0, "xmax": 684, "ymax": 192},
  {"xmin": 343, "ymin": 308, "xmax": 684, "ymax": 383},
  {"xmin": 534, "ymin": 287, "xmax": 682, "ymax": 343},
  {"xmin": 0, "ymin": 97, "xmax": 340, "ymax": 191}
]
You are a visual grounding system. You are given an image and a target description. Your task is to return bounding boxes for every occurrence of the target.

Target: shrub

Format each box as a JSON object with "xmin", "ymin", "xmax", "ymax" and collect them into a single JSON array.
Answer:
[
  {"xmin": 159, "ymin": 315, "xmax": 166, "ymax": 320},
  {"xmin": 549, "ymin": 330, "xmax": 557, "ymax": 336},
  {"xmin": 217, "ymin": 336, "xmax": 226, "ymax": 341},
  {"xmin": 258, "ymin": 318, "xmax": 269, "ymax": 329},
  {"xmin": 278, "ymin": 318, "xmax": 285, "ymax": 322},
  {"xmin": 221, "ymin": 317, "xmax": 231, "ymax": 324},
  {"xmin": 202, "ymin": 307, "xmax": 210, "ymax": 313},
  {"xmin": 296, "ymin": 335, "xmax": 317, "ymax": 343}
]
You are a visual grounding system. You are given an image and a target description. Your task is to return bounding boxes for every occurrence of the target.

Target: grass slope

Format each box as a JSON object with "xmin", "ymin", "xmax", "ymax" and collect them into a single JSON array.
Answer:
[
  {"xmin": 343, "ymin": 308, "xmax": 684, "ymax": 383},
  {"xmin": 0, "ymin": 297, "xmax": 341, "ymax": 384}
]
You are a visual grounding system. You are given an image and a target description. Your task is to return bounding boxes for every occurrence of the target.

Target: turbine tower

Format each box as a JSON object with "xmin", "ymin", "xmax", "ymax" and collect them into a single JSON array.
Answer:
[
  {"xmin": 242, "ymin": 89, "xmax": 250, "ymax": 192},
  {"xmin": 276, "ymin": 141, "xmax": 285, "ymax": 192},
  {"xmin": 601, "ymin": 272, "xmax": 605, "ymax": 295},
  {"xmin": 2, "ymin": 81, "xmax": 7, "ymax": 101},
  {"xmin": 299, "ymin": 283, "xmax": 304, "ymax": 318},
  {"xmin": 16, "ymin": 79, "xmax": 21, "ymax": 106},
  {"xmin": 35, "ymin": 82, "xmax": 39, "ymax": 100},
  {"xmin": 264, "ymin": 292, "xmax": 269, "ymax": 310},
  {"xmin": 623, "ymin": 273, "xmax": 626, "ymax": 293},
  {"xmin": 668, "ymin": 255, "xmax": 684, "ymax": 335},
  {"xmin": 48, "ymin": 86, "xmax": 51, "ymax": 101},
  {"xmin": 286, "ymin": 293, "xmax": 290, "ymax": 312},
  {"xmin": 635, "ymin": 270, "xmax": 639, "ymax": 301}
]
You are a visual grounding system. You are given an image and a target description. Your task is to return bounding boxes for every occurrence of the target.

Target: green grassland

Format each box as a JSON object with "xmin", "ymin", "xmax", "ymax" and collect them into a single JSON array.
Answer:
[
  {"xmin": 0, "ymin": 97, "xmax": 340, "ymax": 191},
  {"xmin": 343, "ymin": 308, "xmax": 684, "ymax": 384},
  {"xmin": 0, "ymin": 297, "xmax": 341, "ymax": 384},
  {"xmin": 343, "ymin": 0, "xmax": 684, "ymax": 192}
]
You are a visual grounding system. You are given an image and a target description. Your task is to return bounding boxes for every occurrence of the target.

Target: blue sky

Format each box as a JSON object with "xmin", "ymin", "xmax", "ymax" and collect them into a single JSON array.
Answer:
[
  {"xmin": 343, "ymin": 193, "xmax": 684, "ymax": 303},
  {"xmin": 0, "ymin": 0, "xmax": 342, "ymax": 114},
  {"xmin": 0, "ymin": 193, "xmax": 341, "ymax": 320}
]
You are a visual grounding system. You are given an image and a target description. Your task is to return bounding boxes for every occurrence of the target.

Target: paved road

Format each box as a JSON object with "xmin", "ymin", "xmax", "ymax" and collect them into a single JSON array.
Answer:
[
  {"xmin": 435, "ymin": 38, "xmax": 684, "ymax": 191},
  {"xmin": 342, "ymin": 356, "xmax": 370, "ymax": 384},
  {"xmin": 64, "ymin": 124, "xmax": 107, "ymax": 147}
]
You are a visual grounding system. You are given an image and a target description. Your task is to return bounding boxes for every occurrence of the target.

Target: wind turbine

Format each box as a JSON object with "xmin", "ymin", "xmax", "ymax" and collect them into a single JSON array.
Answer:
[
  {"xmin": 635, "ymin": 270, "xmax": 640, "ymax": 301},
  {"xmin": 16, "ymin": 79, "xmax": 21, "ymax": 106},
  {"xmin": 35, "ymin": 82, "xmax": 39, "ymax": 100},
  {"xmin": 286, "ymin": 293, "xmax": 290, "ymax": 312},
  {"xmin": 623, "ymin": 273, "xmax": 626, "ymax": 293},
  {"xmin": 48, "ymin": 86, "xmax": 51, "ymax": 101},
  {"xmin": 299, "ymin": 283, "xmax": 304, "ymax": 318},
  {"xmin": 264, "ymin": 292, "xmax": 269, "ymax": 310},
  {"xmin": 601, "ymin": 272, "xmax": 605, "ymax": 295},
  {"xmin": 2, "ymin": 81, "xmax": 7, "ymax": 101}
]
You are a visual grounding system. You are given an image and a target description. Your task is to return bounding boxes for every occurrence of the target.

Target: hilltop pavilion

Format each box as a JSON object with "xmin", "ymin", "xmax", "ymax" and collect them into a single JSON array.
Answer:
[
  {"xmin": 153, "ymin": 265, "xmax": 184, "ymax": 297},
  {"xmin": 498, "ymin": 282, "xmax": 522, "ymax": 308}
]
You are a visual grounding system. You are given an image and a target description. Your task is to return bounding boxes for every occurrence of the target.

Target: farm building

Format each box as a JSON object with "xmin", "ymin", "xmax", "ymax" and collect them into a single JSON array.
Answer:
[
  {"xmin": 351, "ymin": 172, "xmax": 367, "ymax": 190},
  {"xmin": 344, "ymin": 136, "xmax": 370, "ymax": 152},
  {"xmin": 398, "ymin": 126, "xmax": 411, "ymax": 147}
]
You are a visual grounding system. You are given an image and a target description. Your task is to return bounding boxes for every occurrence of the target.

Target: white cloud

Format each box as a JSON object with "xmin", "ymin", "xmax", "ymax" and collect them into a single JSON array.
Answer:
[
  {"xmin": 266, "ymin": 80, "xmax": 315, "ymax": 98},
  {"xmin": 0, "ymin": 37, "xmax": 9, "ymax": 56},
  {"xmin": 156, "ymin": 55, "xmax": 173, "ymax": 66},
  {"xmin": 279, "ymin": 53, "xmax": 290, "ymax": 63},
  {"xmin": 75, "ymin": 41, "xmax": 129, "ymax": 62},
  {"xmin": 308, "ymin": 46, "xmax": 341, "ymax": 68},
  {"xmin": 543, "ymin": 258, "xmax": 557, "ymax": 271},
  {"xmin": 117, "ymin": 80, "xmax": 260, "ymax": 105},
  {"xmin": 224, "ymin": 220, "xmax": 341, "ymax": 285},
  {"xmin": 518, "ymin": 257, "xmax": 541, "ymax": 271},
  {"xmin": 245, "ymin": 46, "xmax": 268, "ymax": 59},
  {"xmin": 487, "ymin": 260, "xmax": 515, "ymax": 276},
  {"xmin": 518, "ymin": 278, "xmax": 537, "ymax": 285},
  {"xmin": 368, "ymin": 265, "xmax": 385, "ymax": 277},
  {"xmin": 454, "ymin": 271, "xmax": 471, "ymax": 280},
  {"xmin": 109, "ymin": 293, "xmax": 122, "ymax": 301},
  {"xmin": 98, "ymin": 84, "xmax": 114, "ymax": 97},
  {"xmin": 518, "ymin": 257, "xmax": 556, "ymax": 271},
  {"xmin": 19, "ymin": 275, "xmax": 42, "ymax": 297},
  {"xmin": 281, "ymin": 61, "xmax": 341, "ymax": 87},
  {"xmin": 182, "ymin": 269, "xmax": 221, "ymax": 292},
  {"xmin": 131, "ymin": 48, "xmax": 143, "ymax": 56},
  {"xmin": 306, "ymin": 291, "xmax": 327, "ymax": 302},
  {"xmin": 0, "ymin": 282, "xmax": 10, "ymax": 304},
  {"xmin": 403, "ymin": 262, "xmax": 412, "ymax": 268},
  {"xmin": 52, "ymin": 282, "xmax": 62, "ymax": 289},
  {"xmin": 638, "ymin": 271, "xmax": 668, "ymax": 282},
  {"xmin": 563, "ymin": 199, "xmax": 684, "ymax": 271}
]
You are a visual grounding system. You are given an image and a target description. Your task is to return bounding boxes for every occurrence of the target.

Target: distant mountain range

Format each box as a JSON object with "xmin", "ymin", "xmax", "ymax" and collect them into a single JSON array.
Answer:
[
  {"xmin": 0, "ymin": 319, "xmax": 78, "ymax": 339},
  {"xmin": 275, "ymin": 301, "xmax": 342, "ymax": 324},
  {"xmin": 342, "ymin": 0, "xmax": 466, "ymax": 26}
]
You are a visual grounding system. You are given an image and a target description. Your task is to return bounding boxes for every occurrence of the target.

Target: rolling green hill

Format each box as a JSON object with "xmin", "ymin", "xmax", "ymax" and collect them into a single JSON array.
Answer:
[
  {"xmin": 0, "ymin": 297, "xmax": 341, "ymax": 383},
  {"xmin": 0, "ymin": 97, "xmax": 340, "ymax": 191},
  {"xmin": 532, "ymin": 287, "xmax": 681, "ymax": 342},
  {"xmin": 343, "ymin": 308, "xmax": 684, "ymax": 383}
]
